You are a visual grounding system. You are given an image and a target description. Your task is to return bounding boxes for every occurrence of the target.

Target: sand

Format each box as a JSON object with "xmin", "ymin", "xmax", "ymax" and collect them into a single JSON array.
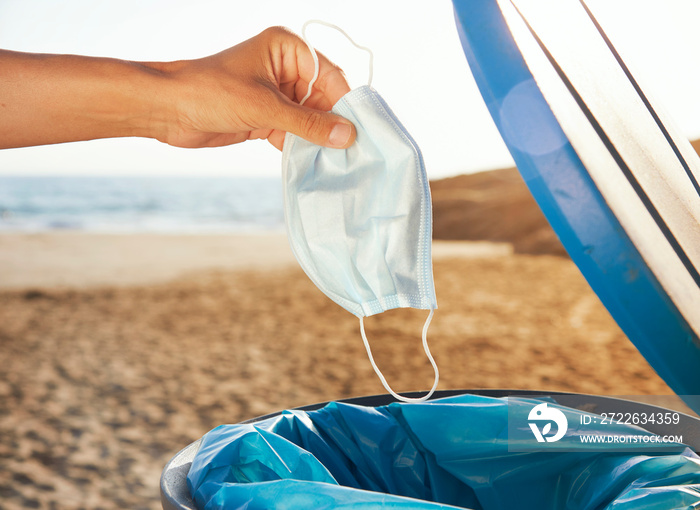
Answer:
[
  {"xmin": 0, "ymin": 232, "xmax": 296, "ymax": 290},
  {"xmin": 0, "ymin": 232, "xmax": 512, "ymax": 290},
  {"xmin": 0, "ymin": 232, "xmax": 689, "ymax": 510}
]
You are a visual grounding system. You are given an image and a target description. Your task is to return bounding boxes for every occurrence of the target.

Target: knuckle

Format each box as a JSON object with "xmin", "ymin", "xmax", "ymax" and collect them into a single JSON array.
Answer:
[
  {"xmin": 300, "ymin": 111, "xmax": 326, "ymax": 138},
  {"xmin": 260, "ymin": 26, "xmax": 295, "ymax": 42}
]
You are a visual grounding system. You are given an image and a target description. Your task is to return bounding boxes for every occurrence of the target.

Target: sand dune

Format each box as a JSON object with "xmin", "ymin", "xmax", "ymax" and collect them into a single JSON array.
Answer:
[
  {"xmin": 431, "ymin": 167, "xmax": 567, "ymax": 256},
  {"xmin": 431, "ymin": 138, "xmax": 700, "ymax": 256}
]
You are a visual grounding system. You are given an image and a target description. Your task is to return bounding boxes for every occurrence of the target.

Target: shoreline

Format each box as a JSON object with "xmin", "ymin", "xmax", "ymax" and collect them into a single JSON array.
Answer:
[{"xmin": 0, "ymin": 231, "xmax": 512, "ymax": 290}]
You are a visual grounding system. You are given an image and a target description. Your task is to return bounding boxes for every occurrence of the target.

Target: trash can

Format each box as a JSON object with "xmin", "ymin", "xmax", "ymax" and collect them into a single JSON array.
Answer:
[{"xmin": 161, "ymin": 389, "xmax": 700, "ymax": 510}]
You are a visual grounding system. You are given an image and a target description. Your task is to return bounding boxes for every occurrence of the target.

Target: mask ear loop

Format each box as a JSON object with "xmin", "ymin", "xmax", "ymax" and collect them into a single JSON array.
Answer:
[
  {"xmin": 299, "ymin": 19, "xmax": 374, "ymax": 106},
  {"xmin": 360, "ymin": 309, "xmax": 439, "ymax": 403}
]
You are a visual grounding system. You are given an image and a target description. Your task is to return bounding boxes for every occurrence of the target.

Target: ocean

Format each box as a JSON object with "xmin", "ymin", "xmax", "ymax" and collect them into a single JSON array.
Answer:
[{"xmin": 0, "ymin": 176, "xmax": 285, "ymax": 233}]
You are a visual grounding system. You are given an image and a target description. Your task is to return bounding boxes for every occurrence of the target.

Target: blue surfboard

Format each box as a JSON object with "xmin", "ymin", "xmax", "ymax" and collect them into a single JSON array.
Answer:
[{"xmin": 452, "ymin": 0, "xmax": 700, "ymax": 414}]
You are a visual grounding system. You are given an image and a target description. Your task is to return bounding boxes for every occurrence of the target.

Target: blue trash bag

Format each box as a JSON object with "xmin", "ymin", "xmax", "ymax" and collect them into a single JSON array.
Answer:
[{"xmin": 187, "ymin": 394, "xmax": 700, "ymax": 509}]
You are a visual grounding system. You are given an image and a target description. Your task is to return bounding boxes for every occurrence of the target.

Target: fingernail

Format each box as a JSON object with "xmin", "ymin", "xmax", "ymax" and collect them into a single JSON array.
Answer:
[{"xmin": 328, "ymin": 122, "xmax": 352, "ymax": 148}]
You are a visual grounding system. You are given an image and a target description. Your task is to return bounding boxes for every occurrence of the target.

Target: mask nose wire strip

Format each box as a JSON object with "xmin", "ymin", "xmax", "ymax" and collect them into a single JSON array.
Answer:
[
  {"xmin": 299, "ymin": 19, "xmax": 374, "ymax": 106},
  {"xmin": 359, "ymin": 309, "xmax": 439, "ymax": 403}
]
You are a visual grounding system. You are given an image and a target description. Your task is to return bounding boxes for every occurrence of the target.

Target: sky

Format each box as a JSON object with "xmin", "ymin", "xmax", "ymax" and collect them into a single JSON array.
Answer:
[{"xmin": 1, "ymin": 0, "xmax": 700, "ymax": 179}]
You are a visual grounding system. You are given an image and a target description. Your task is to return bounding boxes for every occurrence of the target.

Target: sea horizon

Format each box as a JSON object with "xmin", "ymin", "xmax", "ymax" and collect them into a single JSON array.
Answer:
[{"xmin": 0, "ymin": 175, "xmax": 285, "ymax": 234}]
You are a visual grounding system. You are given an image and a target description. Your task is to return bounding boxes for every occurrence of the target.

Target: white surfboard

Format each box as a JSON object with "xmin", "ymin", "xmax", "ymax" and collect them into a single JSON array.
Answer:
[{"xmin": 453, "ymin": 0, "xmax": 700, "ymax": 413}]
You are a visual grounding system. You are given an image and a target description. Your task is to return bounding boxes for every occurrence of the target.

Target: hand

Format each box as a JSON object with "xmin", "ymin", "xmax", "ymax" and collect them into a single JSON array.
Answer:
[
  {"xmin": 156, "ymin": 26, "xmax": 356, "ymax": 150},
  {"xmin": 0, "ymin": 27, "xmax": 356, "ymax": 151}
]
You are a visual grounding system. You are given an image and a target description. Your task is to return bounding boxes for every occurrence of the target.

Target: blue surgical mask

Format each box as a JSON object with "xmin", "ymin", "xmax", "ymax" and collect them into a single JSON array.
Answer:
[{"xmin": 282, "ymin": 21, "xmax": 439, "ymax": 403}]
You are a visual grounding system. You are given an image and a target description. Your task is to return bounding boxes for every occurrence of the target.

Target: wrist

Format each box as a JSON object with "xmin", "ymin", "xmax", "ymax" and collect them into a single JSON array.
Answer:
[
  {"xmin": 128, "ymin": 60, "xmax": 179, "ymax": 143},
  {"xmin": 136, "ymin": 58, "xmax": 208, "ymax": 147}
]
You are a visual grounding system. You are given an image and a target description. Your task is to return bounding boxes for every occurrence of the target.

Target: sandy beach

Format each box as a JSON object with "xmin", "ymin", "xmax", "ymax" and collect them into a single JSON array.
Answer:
[
  {"xmin": 0, "ymin": 228, "xmax": 688, "ymax": 510},
  {"xmin": 0, "ymin": 232, "xmax": 512, "ymax": 290}
]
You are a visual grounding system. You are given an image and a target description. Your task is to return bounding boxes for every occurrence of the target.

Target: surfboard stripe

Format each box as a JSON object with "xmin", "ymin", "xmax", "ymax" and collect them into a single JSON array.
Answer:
[
  {"xmin": 511, "ymin": 2, "xmax": 700, "ymax": 289},
  {"xmin": 578, "ymin": 0, "xmax": 700, "ymax": 200}
]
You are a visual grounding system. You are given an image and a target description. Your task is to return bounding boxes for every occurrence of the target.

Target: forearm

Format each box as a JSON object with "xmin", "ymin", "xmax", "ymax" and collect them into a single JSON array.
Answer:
[{"xmin": 0, "ymin": 50, "xmax": 173, "ymax": 149}]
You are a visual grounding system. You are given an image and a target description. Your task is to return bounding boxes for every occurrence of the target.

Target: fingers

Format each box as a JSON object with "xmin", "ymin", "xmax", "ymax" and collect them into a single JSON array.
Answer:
[
  {"xmin": 265, "ymin": 26, "xmax": 351, "ymax": 108},
  {"xmin": 296, "ymin": 43, "xmax": 352, "ymax": 107},
  {"xmin": 260, "ymin": 27, "xmax": 356, "ymax": 149},
  {"xmin": 313, "ymin": 58, "xmax": 352, "ymax": 106},
  {"xmin": 275, "ymin": 97, "xmax": 356, "ymax": 149}
]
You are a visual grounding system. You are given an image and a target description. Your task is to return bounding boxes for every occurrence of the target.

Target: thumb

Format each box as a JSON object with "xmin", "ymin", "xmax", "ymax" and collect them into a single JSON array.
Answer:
[{"xmin": 280, "ymin": 102, "xmax": 356, "ymax": 149}]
